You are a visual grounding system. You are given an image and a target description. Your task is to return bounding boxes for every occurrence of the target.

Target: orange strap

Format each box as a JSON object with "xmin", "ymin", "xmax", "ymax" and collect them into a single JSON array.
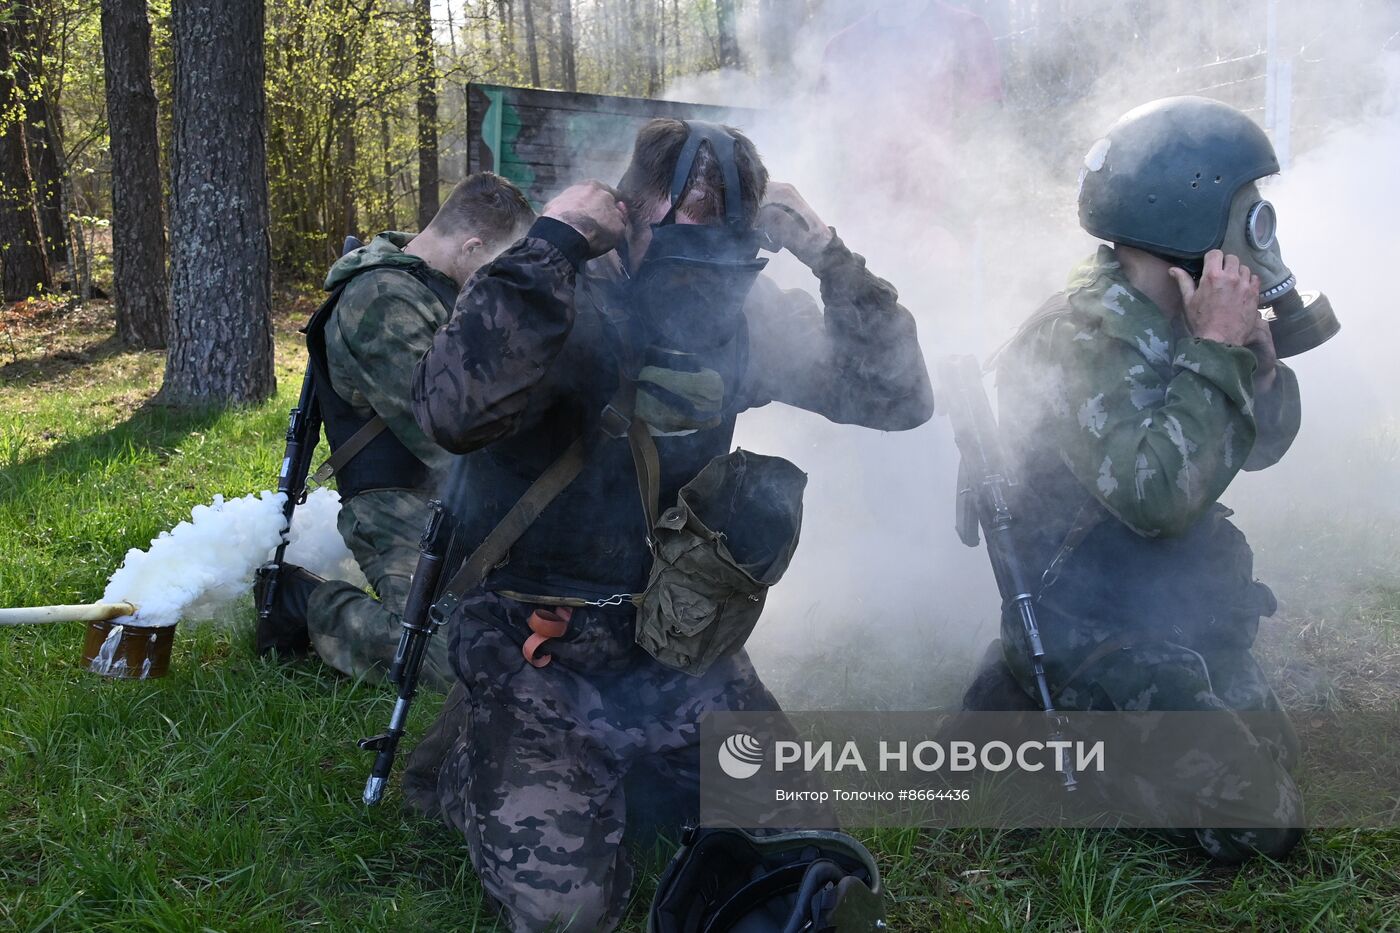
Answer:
[{"xmin": 522, "ymin": 606, "xmax": 573, "ymax": 668}]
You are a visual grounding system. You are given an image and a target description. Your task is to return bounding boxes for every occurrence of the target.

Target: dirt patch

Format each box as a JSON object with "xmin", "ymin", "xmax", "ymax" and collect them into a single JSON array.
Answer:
[{"xmin": 1, "ymin": 292, "xmax": 314, "ymax": 389}]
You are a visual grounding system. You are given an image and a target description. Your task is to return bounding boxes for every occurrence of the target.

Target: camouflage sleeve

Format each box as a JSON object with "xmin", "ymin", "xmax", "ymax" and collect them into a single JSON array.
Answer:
[
  {"xmin": 1036, "ymin": 318, "xmax": 1263, "ymax": 537},
  {"xmin": 412, "ymin": 220, "xmax": 586, "ymax": 453},
  {"xmin": 326, "ymin": 274, "xmax": 452, "ymax": 472},
  {"xmin": 744, "ymin": 232, "xmax": 935, "ymax": 430},
  {"xmin": 1242, "ymin": 362, "xmax": 1301, "ymax": 471}
]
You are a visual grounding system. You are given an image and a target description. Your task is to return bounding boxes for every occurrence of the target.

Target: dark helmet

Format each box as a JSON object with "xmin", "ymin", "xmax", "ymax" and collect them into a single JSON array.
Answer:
[
  {"xmin": 1077, "ymin": 96, "xmax": 1280, "ymax": 258},
  {"xmin": 649, "ymin": 827, "xmax": 887, "ymax": 933}
]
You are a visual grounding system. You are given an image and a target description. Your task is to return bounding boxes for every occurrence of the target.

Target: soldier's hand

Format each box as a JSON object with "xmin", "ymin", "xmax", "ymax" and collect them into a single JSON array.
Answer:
[
  {"xmin": 542, "ymin": 181, "xmax": 628, "ymax": 259},
  {"xmin": 756, "ymin": 182, "xmax": 834, "ymax": 267},
  {"xmin": 1170, "ymin": 250, "xmax": 1261, "ymax": 348},
  {"xmin": 1245, "ymin": 312, "xmax": 1279, "ymax": 393}
]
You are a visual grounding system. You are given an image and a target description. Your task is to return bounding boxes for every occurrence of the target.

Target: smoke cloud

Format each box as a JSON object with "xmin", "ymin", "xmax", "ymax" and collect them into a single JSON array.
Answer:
[
  {"xmin": 101, "ymin": 487, "xmax": 364, "ymax": 628},
  {"xmin": 653, "ymin": 3, "xmax": 1400, "ymax": 709}
]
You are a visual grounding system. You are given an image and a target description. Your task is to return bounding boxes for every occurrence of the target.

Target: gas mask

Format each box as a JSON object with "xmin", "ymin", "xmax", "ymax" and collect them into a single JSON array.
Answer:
[
  {"xmin": 622, "ymin": 121, "xmax": 768, "ymax": 434},
  {"xmin": 1218, "ymin": 183, "xmax": 1340, "ymax": 358}
]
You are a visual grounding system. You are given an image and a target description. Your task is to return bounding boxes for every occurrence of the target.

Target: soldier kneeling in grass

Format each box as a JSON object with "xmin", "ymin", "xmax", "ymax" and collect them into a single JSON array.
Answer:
[{"xmin": 965, "ymin": 96, "xmax": 1342, "ymax": 863}]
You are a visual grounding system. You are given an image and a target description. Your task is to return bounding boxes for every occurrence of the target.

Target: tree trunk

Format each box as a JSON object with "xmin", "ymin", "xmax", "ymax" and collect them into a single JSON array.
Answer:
[
  {"xmin": 644, "ymin": 0, "xmax": 660, "ymax": 96},
  {"xmin": 162, "ymin": 0, "xmax": 274, "ymax": 406},
  {"xmin": 415, "ymin": 0, "xmax": 439, "ymax": 228},
  {"xmin": 557, "ymin": 0, "xmax": 576, "ymax": 92},
  {"xmin": 758, "ymin": 0, "xmax": 803, "ymax": 78},
  {"xmin": 381, "ymin": 112, "xmax": 396, "ymax": 230},
  {"xmin": 717, "ymin": 0, "xmax": 740, "ymax": 69},
  {"xmin": 24, "ymin": 94, "xmax": 68, "ymax": 268},
  {"xmin": 14, "ymin": 3, "xmax": 67, "ymax": 268},
  {"xmin": 0, "ymin": 6, "xmax": 52, "ymax": 300},
  {"xmin": 327, "ymin": 25, "xmax": 358, "ymax": 257},
  {"xmin": 101, "ymin": 0, "xmax": 169, "ymax": 348},
  {"xmin": 522, "ymin": 0, "xmax": 541, "ymax": 86}
]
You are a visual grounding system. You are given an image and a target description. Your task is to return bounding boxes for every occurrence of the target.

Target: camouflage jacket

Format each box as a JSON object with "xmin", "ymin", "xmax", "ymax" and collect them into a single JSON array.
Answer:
[
  {"xmin": 410, "ymin": 218, "xmax": 934, "ymax": 597},
  {"xmin": 999, "ymin": 245, "xmax": 1301, "ymax": 541},
  {"xmin": 413, "ymin": 219, "xmax": 935, "ymax": 454},
  {"xmin": 323, "ymin": 232, "xmax": 458, "ymax": 475}
]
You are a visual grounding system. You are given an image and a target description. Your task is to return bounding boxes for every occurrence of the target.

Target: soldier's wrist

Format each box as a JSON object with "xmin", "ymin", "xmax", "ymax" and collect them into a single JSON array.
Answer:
[{"xmin": 528, "ymin": 217, "xmax": 591, "ymax": 271}]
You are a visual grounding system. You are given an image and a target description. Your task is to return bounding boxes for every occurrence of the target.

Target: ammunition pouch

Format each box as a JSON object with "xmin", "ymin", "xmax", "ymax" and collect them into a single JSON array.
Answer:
[{"xmin": 635, "ymin": 449, "xmax": 806, "ymax": 677}]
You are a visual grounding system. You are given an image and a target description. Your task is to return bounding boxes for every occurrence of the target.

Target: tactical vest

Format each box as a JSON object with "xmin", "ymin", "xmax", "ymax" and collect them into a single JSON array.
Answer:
[
  {"xmin": 440, "ymin": 281, "xmax": 752, "ymax": 602},
  {"xmin": 304, "ymin": 266, "xmax": 458, "ymax": 501}
]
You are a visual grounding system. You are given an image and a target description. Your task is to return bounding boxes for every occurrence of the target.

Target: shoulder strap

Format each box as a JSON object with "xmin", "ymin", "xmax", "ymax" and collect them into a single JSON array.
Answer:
[
  {"xmin": 627, "ymin": 414, "xmax": 661, "ymax": 534},
  {"xmin": 431, "ymin": 382, "xmax": 640, "ymax": 616},
  {"xmin": 1036, "ymin": 492, "xmax": 1108, "ymax": 597},
  {"xmin": 310, "ymin": 415, "xmax": 388, "ymax": 484}
]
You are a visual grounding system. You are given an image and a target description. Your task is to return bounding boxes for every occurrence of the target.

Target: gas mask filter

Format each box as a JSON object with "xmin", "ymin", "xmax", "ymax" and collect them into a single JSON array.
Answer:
[{"xmin": 1219, "ymin": 183, "xmax": 1340, "ymax": 358}]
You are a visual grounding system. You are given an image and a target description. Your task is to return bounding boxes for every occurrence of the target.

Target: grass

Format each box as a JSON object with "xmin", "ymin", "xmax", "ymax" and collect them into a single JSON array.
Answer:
[{"xmin": 2, "ymin": 298, "xmax": 1399, "ymax": 931}]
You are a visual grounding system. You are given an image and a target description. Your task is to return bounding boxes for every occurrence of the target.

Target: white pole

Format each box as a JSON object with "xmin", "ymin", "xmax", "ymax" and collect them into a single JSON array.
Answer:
[
  {"xmin": 1275, "ymin": 57, "xmax": 1294, "ymax": 168},
  {"xmin": 1264, "ymin": 0, "xmax": 1279, "ymax": 129},
  {"xmin": 0, "ymin": 602, "xmax": 138, "ymax": 626}
]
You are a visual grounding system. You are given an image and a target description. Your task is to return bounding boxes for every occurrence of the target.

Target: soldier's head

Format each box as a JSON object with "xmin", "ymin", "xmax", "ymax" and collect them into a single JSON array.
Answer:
[
  {"xmin": 618, "ymin": 118, "xmax": 768, "ymax": 264},
  {"xmin": 417, "ymin": 172, "xmax": 535, "ymax": 285},
  {"xmin": 1077, "ymin": 96, "xmax": 1338, "ymax": 356}
]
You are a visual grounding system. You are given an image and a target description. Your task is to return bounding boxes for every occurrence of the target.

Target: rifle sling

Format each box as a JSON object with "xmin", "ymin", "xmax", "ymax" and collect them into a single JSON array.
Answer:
[
  {"xmin": 627, "ymin": 412, "xmax": 661, "ymax": 534},
  {"xmin": 435, "ymin": 381, "xmax": 652, "ymax": 608},
  {"xmin": 310, "ymin": 414, "xmax": 388, "ymax": 485}
]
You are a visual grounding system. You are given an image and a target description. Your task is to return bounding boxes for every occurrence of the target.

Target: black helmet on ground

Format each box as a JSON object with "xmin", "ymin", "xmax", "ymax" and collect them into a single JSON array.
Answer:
[
  {"xmin": 648, "ymin": 827, "xmax": 887, "ymax": 933},
  {"xmin": 1077, "ymin": 95, "xmax": 1339, "ymax": 357}
]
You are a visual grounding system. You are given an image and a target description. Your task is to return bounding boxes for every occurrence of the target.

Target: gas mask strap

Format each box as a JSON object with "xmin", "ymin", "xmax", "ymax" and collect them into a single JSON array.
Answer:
[{"xmin": 664, "ymin": 121, "xmax": 746, "ymax": 230}]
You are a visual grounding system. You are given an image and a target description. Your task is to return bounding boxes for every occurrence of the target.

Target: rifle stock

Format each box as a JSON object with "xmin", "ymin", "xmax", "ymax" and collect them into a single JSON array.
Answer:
[{"xmin": 938, "ymin": 355, "xmax": 1078, "ymax": 792}]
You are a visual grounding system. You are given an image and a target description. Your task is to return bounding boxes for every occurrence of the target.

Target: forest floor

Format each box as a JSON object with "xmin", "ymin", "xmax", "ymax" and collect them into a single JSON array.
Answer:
[{"xmin": 2, "ymin": 298, "xmax": 1399, "ymax": 931}]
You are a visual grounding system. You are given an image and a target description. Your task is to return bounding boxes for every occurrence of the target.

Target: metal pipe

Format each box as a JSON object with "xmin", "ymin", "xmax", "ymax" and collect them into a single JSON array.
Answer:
[{"xmin": 0, "ymin": 601, "xmax": 138, "ymax": 626}]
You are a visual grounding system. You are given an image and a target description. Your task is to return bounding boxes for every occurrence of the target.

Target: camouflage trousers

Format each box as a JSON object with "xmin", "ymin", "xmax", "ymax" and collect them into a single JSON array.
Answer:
[
  {"xmin": 305, "ymin": 488, "xmax": 453, "ymax": 692},
  {"xmin": 970, "ymin": 620, "xmax": 1303, "ymax": 863},
  {"xmin": 403, "ymin": 591, "xmax": 783, "ymax": 933}
]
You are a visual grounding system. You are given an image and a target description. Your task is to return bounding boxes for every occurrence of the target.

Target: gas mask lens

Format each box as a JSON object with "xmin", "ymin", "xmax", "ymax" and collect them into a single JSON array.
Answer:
[
  {"xmin": 1245, "ymin": 200, "xmax": 1276, "ymax": 250},
  {"xmin": 1219, "ymin": 184, "xmax": 1340, "ymax": 357}
]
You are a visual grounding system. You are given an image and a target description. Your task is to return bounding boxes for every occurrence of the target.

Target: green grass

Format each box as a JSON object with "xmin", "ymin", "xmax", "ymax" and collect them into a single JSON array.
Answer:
[{"xmin": 2, "ymin": 301, "xmax": 1399, "ymax": 931}]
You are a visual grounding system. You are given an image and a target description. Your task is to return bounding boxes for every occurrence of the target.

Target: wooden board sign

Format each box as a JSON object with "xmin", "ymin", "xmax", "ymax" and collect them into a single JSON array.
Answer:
[{"xmin": 466, "ymin": 83, "xmax": 760, "ymax": 209}]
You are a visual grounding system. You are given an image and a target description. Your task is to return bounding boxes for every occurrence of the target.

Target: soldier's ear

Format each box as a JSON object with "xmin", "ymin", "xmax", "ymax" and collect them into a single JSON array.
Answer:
[{"xmin": 461, "ymin": 236, "xmax": 485, "ymax": 256}]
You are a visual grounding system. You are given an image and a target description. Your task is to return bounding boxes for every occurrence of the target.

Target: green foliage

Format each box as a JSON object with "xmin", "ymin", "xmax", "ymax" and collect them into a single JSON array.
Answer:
[{"xmin": 21, "ymin": 0, "xmax": 760, "ymax": 289}]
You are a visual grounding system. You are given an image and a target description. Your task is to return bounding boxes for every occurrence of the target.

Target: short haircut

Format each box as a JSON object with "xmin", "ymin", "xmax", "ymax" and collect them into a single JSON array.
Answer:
[
  {"xmin": 617, "ymin": 119, "xmax": 768, "ymax": 226},
  {"xmin": 428, "ymin": 172, "xmax": 535, "ymax": 247}
]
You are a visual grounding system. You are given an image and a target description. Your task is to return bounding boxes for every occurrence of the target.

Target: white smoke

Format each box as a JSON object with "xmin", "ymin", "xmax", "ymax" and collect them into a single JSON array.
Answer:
[
  {"xmin": 653, "ymin": 5, "xmax": 1400, "ymax": 708},
  {"xmin": 103, "ymin": 491, "xmax": 289, "ymax": 627},
  {"xmin": 284, "ymin": 488, "xmax": 369, "ymax": 587},
  {"xmin": 102, "ymin": 487, "xmax": 366, "ymax": 628}
]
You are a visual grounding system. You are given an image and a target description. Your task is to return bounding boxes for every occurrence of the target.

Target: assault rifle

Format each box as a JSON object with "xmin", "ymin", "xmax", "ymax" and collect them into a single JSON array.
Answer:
[
  {"xmin": 938, "ymin": 355, "xmax": 1078, "ymax": 792},
  {"xmin": 359, "ymin": 500, "xmax": 451, "ymax": 805},
  {"xmin": 254, "ymin": 236, "xmax": 361, "ymax": 656},
  {"xmin": 254, "ymin": 362, "xmax": 322, "ymax": 655}
]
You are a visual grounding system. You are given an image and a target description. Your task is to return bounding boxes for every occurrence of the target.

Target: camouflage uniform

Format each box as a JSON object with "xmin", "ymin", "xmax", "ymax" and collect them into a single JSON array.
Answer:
[
  {"xmin": 305, "ymin": 233, "xmax": 457, "ymax": 692},
  {"xmin": 977, "ymin": 246, "xmax": 1304, "ymax": 861},
  {"xmin": 406, "ymin": 219, "xmax": 934, "ymax": 932}
]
